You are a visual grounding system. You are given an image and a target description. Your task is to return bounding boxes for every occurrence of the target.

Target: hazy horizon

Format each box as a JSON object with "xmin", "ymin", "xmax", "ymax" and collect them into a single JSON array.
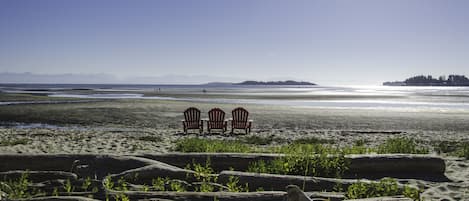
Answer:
[{"xmin": 2, "ymin": 0, "xmax": 469, "ymax": 85}]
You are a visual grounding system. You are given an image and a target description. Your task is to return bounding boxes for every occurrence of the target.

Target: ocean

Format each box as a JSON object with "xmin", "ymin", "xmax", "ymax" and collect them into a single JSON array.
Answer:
[{"xmin": 1, "ymin": 83, "xmax": 469, "ymax": 111}]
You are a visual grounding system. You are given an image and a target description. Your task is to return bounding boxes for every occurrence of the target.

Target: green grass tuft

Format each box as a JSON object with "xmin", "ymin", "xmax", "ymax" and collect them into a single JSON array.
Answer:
[
  {"xmin": 346, "ymin": 178, "xmax": 421, "ymax": 201},
  {"xmin": 174, "ymin": 138, "xmax": 253, "ymax": 153},
  {"xmin": 377, "ymin": 137, "xmax": 428, "ymax": 154},
  {"xmin": 0, "ymin": 139, "xmax": 30, "ymax": 146},
  {"xmin": 292, "ymin": 137, "xmax": 335, "ymax": 144}
]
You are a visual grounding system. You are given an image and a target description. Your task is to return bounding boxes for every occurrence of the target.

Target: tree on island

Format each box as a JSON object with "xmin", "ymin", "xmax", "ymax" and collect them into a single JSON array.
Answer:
[{"xmin": 384, "ymin": 74, "xmax": 469, "ymax": 86}]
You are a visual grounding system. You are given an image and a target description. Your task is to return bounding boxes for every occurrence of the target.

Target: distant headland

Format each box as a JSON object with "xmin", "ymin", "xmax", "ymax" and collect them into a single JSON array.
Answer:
[
  {"xmin": 236, "ymin": 80, "xmax": 316, "ymax": 85},
  {"xmin": 205, "ymin": 80, "xmax": 316, "ymax": 86},
  {"xmin": 383, "ymin": 75, "xmax": 469, "ymax": 86}
]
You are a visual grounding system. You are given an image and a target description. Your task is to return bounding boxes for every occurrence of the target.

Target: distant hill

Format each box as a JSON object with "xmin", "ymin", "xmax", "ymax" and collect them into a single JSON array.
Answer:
[
  {"xmin": 383, "ymin": 75, "xmax": 469, "ymax": 86},
  {"xmin": 236, "ymin": 80, "xmax": 316, "ymax": 85}
]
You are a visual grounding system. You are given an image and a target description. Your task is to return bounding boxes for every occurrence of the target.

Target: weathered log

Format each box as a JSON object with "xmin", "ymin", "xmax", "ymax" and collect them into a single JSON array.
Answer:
[
  {"xmin": 108, "ymin": 161, "xmax": 199, "ymax": 184},
  {"xmin": 0, "ymin": 154, "xmax": 158, "ymax": 179},
  {"xmin": 0, "ymin": 170, "xmax": 77, "ymax": 183},
  {"xmin": 138, "ymin": 153, "xmax": 278, "ymax": 172},
  {"xmin": 345, "ymin": 196, "xmax": 412, "ymax": 201},
  {"xmin": 106, "ymin": 189, "xmax": 286, "ymax": 201},
  {"xmin": 139, "ymin": 153, "xmax": 447, "ymax": 180},
  {"xmin": 346, "ymin": 154, "xmax": 446, "ymax": 181},
  {"xmin": 11, "ymin": 196, "xmax": 101, "ymax": 201},
  {"xmin": 218, "ymin": 170, "xmax": 359, "ymax": 192}
]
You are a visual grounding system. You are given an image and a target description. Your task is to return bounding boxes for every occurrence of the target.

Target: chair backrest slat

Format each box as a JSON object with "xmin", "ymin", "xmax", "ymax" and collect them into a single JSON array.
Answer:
[
  {"xmin": 184, "ymin": 107, "xmax": 201, "ymax": 122},
  {"xmin": 208, "ymin": 108, "xmax": 225, "ymax": 122},
  {"xmin": 232, "ymin": 107, "xmax": 249, "ymax": 124}
]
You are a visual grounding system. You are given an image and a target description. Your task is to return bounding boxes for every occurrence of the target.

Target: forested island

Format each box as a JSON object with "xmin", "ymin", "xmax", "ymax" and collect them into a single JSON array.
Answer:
[
  {"xmin": 236, "ymin": 80, "xmax": 316, "ymax": 85},
  {"xmin": 383, "ymin": 75, "xmax": 469, "ymax": 86}
]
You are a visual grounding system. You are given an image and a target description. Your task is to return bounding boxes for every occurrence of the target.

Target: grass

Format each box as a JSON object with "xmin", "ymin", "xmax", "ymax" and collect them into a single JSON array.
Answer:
[
  {"xmin": 433, "ymin": 141, "xmax": 469, "ymax": 159},
  {"xmin": 240, "ymin": 135, "xmax": 286, "ymax": 145},
  {"xmin": 0, "ymin": 138, "xmax": 30, "ymax": 146},
  {"xmin": 292, "ymin": 137, "xmax": 335, "ymax": 144},
  {"xmin": 346, "ymin": 178, "xmax": 421, "ymax": 201},
  {"xmin": 174, "ymin": 138, "xmax": 254, "ymax": 153},
  {"xmin": 248, "ymin": 143, "xmax": 349, "ymax": 178},
  {"xmin": 457, "ymin": 142, "xmax": 469, "ymax": 159},
  {"xmin": 174, "ymin": 137, "xmax": 432, "ymax": 178},
  {"xmin": 0, "ymin": 171, "xmax": 45, "ymax": 199},
  {"xmin": 377, "ymin": 137, "xmax": 429, "ymax": 154}
]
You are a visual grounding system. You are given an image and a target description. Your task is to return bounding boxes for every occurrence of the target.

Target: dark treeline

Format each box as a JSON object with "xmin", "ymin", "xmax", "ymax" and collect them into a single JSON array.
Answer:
[{"xmin": 384, "ymin": 75, "xmax": 469, "ymax": 86}]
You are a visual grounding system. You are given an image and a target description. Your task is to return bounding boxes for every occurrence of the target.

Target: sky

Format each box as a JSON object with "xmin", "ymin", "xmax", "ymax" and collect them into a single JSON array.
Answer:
[{"xmin": 1, "ymin": 0, "xmax": 469, "ymax": 85}]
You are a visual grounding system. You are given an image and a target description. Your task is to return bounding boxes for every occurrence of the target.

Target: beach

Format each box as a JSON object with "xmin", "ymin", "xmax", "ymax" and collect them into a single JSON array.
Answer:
[{"xmin": 0, "ymin": 85, "xmax": 468, "ymax": 200}]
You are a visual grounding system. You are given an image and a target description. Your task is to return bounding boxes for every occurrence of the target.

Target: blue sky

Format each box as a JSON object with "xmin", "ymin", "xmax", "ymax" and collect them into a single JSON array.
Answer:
[{"xmin": 1, "ymin": 0, "xmax": 469, "ymax": 85}]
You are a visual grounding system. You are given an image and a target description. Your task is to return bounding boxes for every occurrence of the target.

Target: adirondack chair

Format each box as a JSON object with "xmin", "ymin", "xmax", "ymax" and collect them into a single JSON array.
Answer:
[
  {"xmin": 207, "ymin": 108, "xmax": 227, "ymax": 134},
  {"xmin": 230, "ymin": 107, "xmax": 252, "ymax": 134},
  {"xmin": 182, "ymin": 107, "xmax": 203, "ymax": 134}
]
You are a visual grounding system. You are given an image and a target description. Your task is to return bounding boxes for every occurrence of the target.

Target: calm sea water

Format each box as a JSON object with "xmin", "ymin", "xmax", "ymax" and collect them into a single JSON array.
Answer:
[{"xmin": 1, "ymin": 83, "xmax": 469, "ymax": 111}]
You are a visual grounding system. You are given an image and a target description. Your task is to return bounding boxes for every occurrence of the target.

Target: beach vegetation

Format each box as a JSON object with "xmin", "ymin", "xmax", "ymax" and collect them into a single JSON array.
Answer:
[
  {"xmin": 0, "ymin": 171, "xmax": 44, "ymax": 199},
  {"xmin": 346, "ymin": 178, "xmax": 421, "ymax": 201},
  {"xmin": 240, "ymin": 135, "xmax": 286, "ymax": 145},
  {"xmin": 185, "ymin": 158, "xmax": 218, "ymax": 192},
  {"xmin": 0, "ymin": 138, "xmax": 30, "ymax": 146},
  {"xmin": 63, "ymin": 179, "xmax": 74, "ymax": 194},
  {"xmin": 292, "ymin": 137, "xmax": 335, "ymax": 144},
  {"xmin": 151, "ymin": 177, "xmax": 186, "ymax": 192},
  {"xmin": 433, "ymin": 141, "xmax": 469, "ymax": 159},
  {"xmin": 225, "ymin": 175, "xmax": 248, "ymax": 192},
  {"xmin": 81, "ymin": 176, "xmax": 92, "ymax": 191},
  {"xmin": 174, "ymin": 138, "xmax": 253, "ymax": 153},
  {"xmin": 249, "ymin": 143, "xmax": 349, "ymax": 178},
  {"xmin": 377, "ymin": 137, "xmax": 428, "ymax": 154},
  {"xmin": 458, "ymin": 142, "xmax": 469, "ymax": 159}
]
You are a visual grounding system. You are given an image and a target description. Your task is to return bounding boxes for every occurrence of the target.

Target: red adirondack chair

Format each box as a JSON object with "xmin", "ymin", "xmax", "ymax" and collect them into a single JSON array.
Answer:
[
  {"xmin": 182, "ymin": 107, "xmax": 203, "ymax": 134},
  {"xmin": 230, "ymin": 107, "xmax": 252, "ymax": 134},
  {"xmin": 207, "ymin": 108, "xmax": 227, "ymax": 134}
]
